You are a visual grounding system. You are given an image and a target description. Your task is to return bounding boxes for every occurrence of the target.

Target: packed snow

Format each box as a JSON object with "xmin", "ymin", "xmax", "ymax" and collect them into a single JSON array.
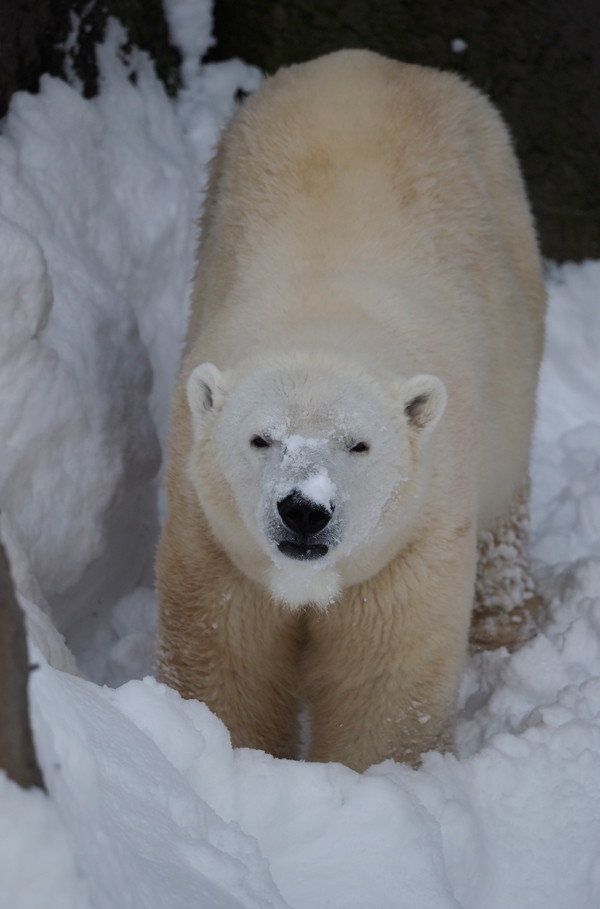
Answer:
[{"xmin": 1, "ymin": 7, "xmax": 599, "ymax": 908}]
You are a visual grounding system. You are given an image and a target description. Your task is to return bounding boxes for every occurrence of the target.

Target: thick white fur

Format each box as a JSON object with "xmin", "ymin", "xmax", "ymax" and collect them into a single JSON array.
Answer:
[{"xmin": 156, "ymin": 50, "xmax": 545, "ymax": 771}]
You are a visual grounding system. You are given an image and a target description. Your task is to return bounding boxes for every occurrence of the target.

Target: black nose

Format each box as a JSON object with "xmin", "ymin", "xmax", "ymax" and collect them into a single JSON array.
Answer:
[{"xmin": 277, "ymin": 492, "xmax": 333, "ymax": 536}]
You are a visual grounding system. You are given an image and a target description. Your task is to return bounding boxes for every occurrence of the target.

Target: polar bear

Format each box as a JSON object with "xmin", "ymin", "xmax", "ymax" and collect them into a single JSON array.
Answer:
[{"xmin": 156, "ymin": 50, "xmax": 545, "ymax": 772}]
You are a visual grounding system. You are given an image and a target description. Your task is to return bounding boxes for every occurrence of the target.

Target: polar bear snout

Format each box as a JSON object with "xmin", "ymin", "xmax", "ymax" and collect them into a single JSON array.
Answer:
[{"xmin": 276, "ymin": 491, "xmax": 334, "ymax": 560}]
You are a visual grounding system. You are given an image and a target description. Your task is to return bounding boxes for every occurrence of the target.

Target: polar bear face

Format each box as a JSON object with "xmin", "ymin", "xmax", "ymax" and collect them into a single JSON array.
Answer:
[{"xmin": 185, "ymin": 354, "xmax": 446, "ymax": 608}]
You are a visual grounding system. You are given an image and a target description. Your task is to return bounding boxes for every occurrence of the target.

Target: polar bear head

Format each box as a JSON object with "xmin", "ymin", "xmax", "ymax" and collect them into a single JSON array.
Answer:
[{"xmin": 185, "ymin": 352, "xmax": 446, "ymax": 609}]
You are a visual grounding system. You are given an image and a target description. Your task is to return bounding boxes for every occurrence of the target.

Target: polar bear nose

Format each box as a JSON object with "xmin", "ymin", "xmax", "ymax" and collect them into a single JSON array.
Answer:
[{"xmin": 277, "ymin": 492, "xmax": 333, "ymax": 536}]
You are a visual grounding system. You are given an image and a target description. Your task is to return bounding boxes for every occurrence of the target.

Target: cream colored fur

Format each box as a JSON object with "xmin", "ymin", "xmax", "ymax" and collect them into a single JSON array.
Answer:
[{"xmin": 156, "ymin": 50, "xmax": 545, "ymax": 772}]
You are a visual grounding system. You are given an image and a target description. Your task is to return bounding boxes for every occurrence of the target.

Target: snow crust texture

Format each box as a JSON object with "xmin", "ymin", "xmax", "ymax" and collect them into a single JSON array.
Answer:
[{"xmin": 1, "ymin": 11, "xmax": 600, "ymax": 908}]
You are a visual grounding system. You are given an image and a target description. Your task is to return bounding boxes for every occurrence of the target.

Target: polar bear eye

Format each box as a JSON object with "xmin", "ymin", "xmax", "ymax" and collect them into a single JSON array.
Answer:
[
  {"xmin": 250, "ymin": 435, "xmax": 270, "ymax": 449},
  {"xmin": 349, "ymin": 441, "xmax": 370, "ymax": 454}
]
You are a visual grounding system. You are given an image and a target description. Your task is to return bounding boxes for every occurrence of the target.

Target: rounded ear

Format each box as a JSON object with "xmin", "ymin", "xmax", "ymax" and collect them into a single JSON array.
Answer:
[
  {"xmin": 400, "ymin": 374, "xmax": 447, "ymax": 435},
  {"xmin": 186, "ymin": 363, "xmax": 228, "ymax": 439}
]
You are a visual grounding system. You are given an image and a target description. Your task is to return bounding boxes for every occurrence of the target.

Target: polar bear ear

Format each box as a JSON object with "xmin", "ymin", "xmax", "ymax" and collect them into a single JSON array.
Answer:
[
  {"xmin": 400, "ymin": 374, "xmax": 447, "ymax": 436},
  {"xmin": 187, "ymin": 363, "xmax": 228, "ymax": 437}
]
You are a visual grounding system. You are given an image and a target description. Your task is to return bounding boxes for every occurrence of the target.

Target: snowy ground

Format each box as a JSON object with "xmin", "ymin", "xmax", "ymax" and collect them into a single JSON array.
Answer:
[{"xmin": 1, "ymin": 9, "xmax": 600, "ymax": 909}]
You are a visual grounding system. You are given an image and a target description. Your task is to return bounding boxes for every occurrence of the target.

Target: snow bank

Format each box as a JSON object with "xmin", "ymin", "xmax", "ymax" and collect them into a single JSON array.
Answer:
[
  {"xmin": 0, "ymin": 15, "xmax": 259, "ymax": 661},
  {"xmin": 1, "ymin": 11, "xmax": 599, "ymax": 908}
]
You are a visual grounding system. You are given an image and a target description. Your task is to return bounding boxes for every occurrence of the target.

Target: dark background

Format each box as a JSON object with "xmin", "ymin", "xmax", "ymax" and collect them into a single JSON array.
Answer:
[{"xmin": 0, "ymin": 0, "xmax": 598, "ymax": 261}]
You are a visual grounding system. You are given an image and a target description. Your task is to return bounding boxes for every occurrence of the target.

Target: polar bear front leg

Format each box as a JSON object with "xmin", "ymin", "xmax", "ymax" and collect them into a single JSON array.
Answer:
[
  {"xmin": 156, "ymin": 526, "xmax": 304, "ymax": 760},
  {"xmin": 303, "ymin": 531, "xmax": 476, "ymax": 771},
  {"xmin": 157, "ymin": 587, "xmax": 304, "ymax": 759}
]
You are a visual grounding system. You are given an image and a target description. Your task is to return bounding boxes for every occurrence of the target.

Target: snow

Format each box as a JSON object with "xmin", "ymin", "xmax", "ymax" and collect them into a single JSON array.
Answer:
[
  {"xmin": 298, "ymin": 470, "xmax": 336, "ymax": 509},
  {"xmin": 1, "ymin": 10, "xmax": 600, "ymax": 907},
  {"xmin": 280, "ymin": 436, "xmax": 337, "ymax": 509},
  {"xmin": 451, "ymin": 38, "xmax": 468, "ymax": 54}
]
